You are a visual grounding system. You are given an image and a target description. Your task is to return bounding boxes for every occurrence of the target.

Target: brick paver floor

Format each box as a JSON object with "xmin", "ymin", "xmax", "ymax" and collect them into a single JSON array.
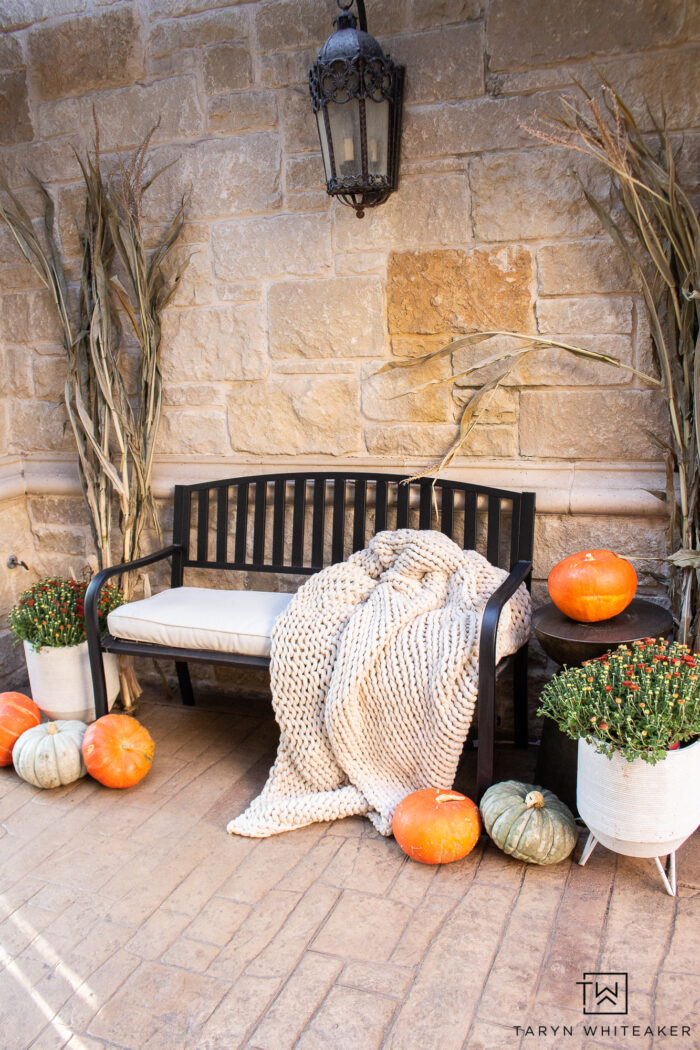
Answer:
[{"xmin": 1, "ymin": 690, "xmax": 698, "ymax": 1050}]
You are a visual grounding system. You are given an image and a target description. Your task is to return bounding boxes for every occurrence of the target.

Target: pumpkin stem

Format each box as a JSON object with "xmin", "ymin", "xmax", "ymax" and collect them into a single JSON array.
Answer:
[
  {"xmin": 525, "ymin": 790, "xmax": 545, "ymax": 808},
  {"xmin": 435, "ymin": 793, "xmax": 465, "ymax": 804},
  {"xmin": 46, "ymin": 722, "xmax": 60, "ymax": 735}
]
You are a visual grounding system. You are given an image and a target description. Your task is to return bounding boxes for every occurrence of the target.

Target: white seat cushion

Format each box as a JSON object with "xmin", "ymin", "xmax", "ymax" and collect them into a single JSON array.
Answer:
[{"xmin": 107, "ymin": 587, "xmax": 294, "ymax": 658}]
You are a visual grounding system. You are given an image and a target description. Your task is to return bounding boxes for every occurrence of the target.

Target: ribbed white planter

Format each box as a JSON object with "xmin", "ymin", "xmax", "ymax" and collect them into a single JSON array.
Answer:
[
  {"xmin": 577, "ymin": 737, "xmax": 700, "ymax": 857},
  {"xmin": 24, "ymin": 640, "xmax": 120, "ymax": 723}
]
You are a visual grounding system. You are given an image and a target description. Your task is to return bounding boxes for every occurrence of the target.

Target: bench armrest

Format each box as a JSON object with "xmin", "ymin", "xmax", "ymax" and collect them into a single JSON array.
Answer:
[
  {"xmin": 84, "ymin": 545, "xmax": 182, "ymax": 641},
  {"xmin": 479, "ymin": 559, "xmax": 532, "ymax": 670}
]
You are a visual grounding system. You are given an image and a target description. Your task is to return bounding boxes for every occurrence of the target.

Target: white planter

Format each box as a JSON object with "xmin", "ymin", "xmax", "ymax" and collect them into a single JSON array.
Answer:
[
  {"xmin": 24, "ymin": 640, "xmax": 120, "ymax": 723},
  {"xmin": 577, "ymin": 737, "xmax": 700, "ymax": 858}
]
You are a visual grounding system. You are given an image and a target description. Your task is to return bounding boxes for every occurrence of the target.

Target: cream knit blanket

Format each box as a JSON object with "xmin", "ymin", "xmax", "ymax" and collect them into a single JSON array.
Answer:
[{"xmin": 227, "ymin": 529, "xmax": 531, "ymax": 838}]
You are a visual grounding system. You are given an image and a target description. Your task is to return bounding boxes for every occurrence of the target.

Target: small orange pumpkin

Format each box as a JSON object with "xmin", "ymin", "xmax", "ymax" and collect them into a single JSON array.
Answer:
[
  {"xmin": 82, "ymin": 714, "xmax": 154, "ymax": 789},
  {"xmin": 0, "ymin": 692, "xmax": 41, "ymax": 766},
  {"xmin": 392, "ymin": 788, "xmax": 481, "ymax": 865},
  {"xmin": 548, "ymin": 549, "xmax": 637, "ymax": 623}
]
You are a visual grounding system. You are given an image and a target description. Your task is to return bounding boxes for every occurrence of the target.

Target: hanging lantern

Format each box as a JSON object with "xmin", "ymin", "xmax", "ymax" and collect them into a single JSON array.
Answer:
[{"xmin": 309, "ymin": 0, "xmax": 404, "ymax": 218}]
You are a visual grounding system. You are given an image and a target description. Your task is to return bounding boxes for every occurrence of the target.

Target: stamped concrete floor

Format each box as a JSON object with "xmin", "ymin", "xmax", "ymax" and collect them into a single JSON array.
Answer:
[{"xmin": 1, "ymin": 689, "xmax": 698, "ymax": 1050}]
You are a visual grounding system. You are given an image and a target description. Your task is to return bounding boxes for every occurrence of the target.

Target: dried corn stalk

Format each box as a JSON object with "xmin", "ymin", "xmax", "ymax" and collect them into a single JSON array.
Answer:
[{"xmin": 0, "ymin": 125, "xmax": 189, "ymax": 702}]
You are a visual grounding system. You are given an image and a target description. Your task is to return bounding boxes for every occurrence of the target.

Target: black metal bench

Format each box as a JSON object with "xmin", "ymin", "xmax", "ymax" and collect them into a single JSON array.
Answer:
[{"xmin": 85, "ymin": 471, "xmax": 535, "ymax": 797}]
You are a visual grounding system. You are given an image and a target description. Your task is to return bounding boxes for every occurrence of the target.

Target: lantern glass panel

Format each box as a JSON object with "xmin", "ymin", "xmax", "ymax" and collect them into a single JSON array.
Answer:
[
  {"xmin": 326, "ymin": 98, "xmax": 362, "ymax": 179},
  {"xmin": 365, "ymin": 98, "xmax": 389, "ymax": 176},
  {"xmin": 316, "ymin": 109, "xmax": 332, "ymax": 180}
]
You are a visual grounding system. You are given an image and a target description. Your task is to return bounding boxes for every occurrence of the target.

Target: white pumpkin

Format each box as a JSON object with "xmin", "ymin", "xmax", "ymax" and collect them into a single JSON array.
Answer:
[{"xmin": 13, "ymin": 720, "xmax": 88, "ymax": 789}]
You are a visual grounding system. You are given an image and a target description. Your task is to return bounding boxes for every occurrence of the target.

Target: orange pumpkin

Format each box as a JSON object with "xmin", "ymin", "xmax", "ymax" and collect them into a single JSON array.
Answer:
[
  {"xmin": 82, "ymin": 714, "xmax": 155, "ymax": 788},
  {"xmin": 548, "ymin": 549, "xmax": 637, "ymax": 623},
  {"xmin": 392, "ymin": 788, "xmax": 481, "ymax": 865},
  {"xmin": 0, "ymin": 692, "xmax": 41, "ymax": 766}
]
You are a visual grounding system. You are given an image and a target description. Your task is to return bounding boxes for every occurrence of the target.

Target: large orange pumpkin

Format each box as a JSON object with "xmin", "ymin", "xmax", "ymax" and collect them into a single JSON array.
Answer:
[
  {"xmin": 82, "ymin": 714, "xmax": 154, "ymax": 788},
  {"xmin": 548, "ymin": 549, "xmax": 637, "ymax": 623},
  {"xmin": 0, "ymin": 692, "xmax": 41, "ymax": 766},
  {"xmin": 392, "ymin": 788, "xmax": 481, "ymax": 865}
]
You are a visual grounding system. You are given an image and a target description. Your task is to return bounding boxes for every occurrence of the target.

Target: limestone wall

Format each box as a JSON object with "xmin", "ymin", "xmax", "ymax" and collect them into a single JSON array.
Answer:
[{"xmin": 0, "ymin": 0, "xmax": 696, "ymax": 715}]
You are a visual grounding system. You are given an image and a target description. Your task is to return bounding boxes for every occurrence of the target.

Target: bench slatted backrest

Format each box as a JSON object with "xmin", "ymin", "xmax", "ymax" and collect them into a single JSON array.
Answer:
[{"xmin": 171, "ymin": 472, "xmax": 535, "ymax": 585}]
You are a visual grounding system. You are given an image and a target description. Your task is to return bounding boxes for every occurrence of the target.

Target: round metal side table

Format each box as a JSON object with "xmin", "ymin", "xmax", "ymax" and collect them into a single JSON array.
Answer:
[{"xmin": 532, "ymin": 598, "xmax": 673, "ymax": 813}]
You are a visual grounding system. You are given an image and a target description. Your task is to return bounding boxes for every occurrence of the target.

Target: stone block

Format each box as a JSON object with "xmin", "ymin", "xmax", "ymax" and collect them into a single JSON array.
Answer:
[
  {"xmin": 361, "ymin": 357, "xmax": 453, "ymax": 423},
  {"xmin": 160, "ymin": 303, "xmax": 268, "ymax": 384},
  {"xmin": 454, "ymin": 334, "xmax": 638, "ymax": 388},
  {"xmin": 594, "ymin": 47, "xmax": 700, "ymax": 132},
  {"xmin": 33, "ymin": 525, "xmax": 89, "ymax": 558},
  {"xmin": 536, "ymin": 296, "xmax": 634, "ymax": 335},
  {"xmin": 404, "ymin": 93, "xmax": 561, "ymax": 159},
  {"xmin": 387, "ymin": 247, "xmax": 533, "ymax": 347},
  {"xmin": 537, "ymin": 240, "xmax": 632, "ymax": 295},
  {"xmin": 386, "ymin": 24, "xmax": 484, "ymax": 105},
  {"xmin": 162, "ymin": 246, "xmax": 215, "ymax": 308},
  {"xmin": 33, "ymin": 355, "xmax": 67, "ymax": 401},
  {"xmin": 148, "ymin": 6, "xmax": 248, "ymax": 57},
  {"xmin": 259, "ymin": 48, "xmax": 317, "ymax": 89},
  {"xmin": 0, "ymin": 0, "xmax": 87, "ymax": 32},
  {"xmin": 255, "ymin": 0, "xmax": 329, "ymax": 53},
  {"xmin": 471, "ymin": 149, "xmax": 611, "ymax": 242},
  {"xmin": 364, "ymin": 421, "xmax": 517, "ymax": 458},
  {"xmin": 410, "ymin": 0, "xmax": 483, "ymax": 29},
  {"xmin": 146, "ymin": 134, "xmax": 281, "ymax": 222},
  {"xmin": 334, "ymin": 173, "xmax": 470, "ymax": 253},
  {"xmin": 204, "ymin": 43, "xmax": 252, "ymax": 95},
  {"xmin": 278, "ymin": 85, "xmax": 320, "ymax": 153},
  {"xmin": 162, "ymin": 383, "xmax": 225, "ymax": 406},
  {"xmin": 227, "ymin": 375, "xmax": 362, "ymax": 456},
  {"xmin": 27, "ymin": 496, "xmax": 88, "ymax": 527},
  {"xmin": 0, "ymin": 35, "xmax": 23, "ymax": 71},
  {"xmin": 1, "ymin": 140, "xmax": 82, "ymax": 189},
  {"xmin": 488, "ymin": 0, "xmax": 685, "ymax": 71},
  {"xmin": 28, "ymin": 8, "xmax": 144, "ymax": 100},
  {"xmin": 519, "ymin": 390, "xmax": 669, "ymax": 460},
  {"xmin": 453, "ymin": 386, "xmax": 517, "ymax": 425},
  {"xmin": 0, "ymin": 290, "xmax": 59, "ymax": 346},
  {"xmin": 2, "ymin": 346, "xmax": 33, "ymax": 398},
  {"xmin": 158, "ymin": 408, "xmax": 230, "ymax": 456},
  {"xmin": 533, "ymin": 513, "xmax": 667, "ymax": 579},
  {"xmin": 89, "ymin": 77, "xmax": 204, "ymax": 152},
  {"xmin": 212, "ymin": 213, "xmax": 331, "ymax": 281},
  {"xmin": 36, "ymin": 98, "xmax": 81, "ymax": 140},
  {"xmin": 0, "ymin": 71, "xmax": 32, "ymax": 145},
  {"xmin": 268, "ymin": 277, "xmax": 384, "ymax": 359},
  {"xmin": 208, "ymin": 90, "xmax": 277, "ymax": 134}
]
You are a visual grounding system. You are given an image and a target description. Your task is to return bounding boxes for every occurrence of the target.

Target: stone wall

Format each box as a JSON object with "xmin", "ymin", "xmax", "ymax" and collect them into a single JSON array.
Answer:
[{"xmin": 0, "ymin": 0, "xmax": 696, "ymax": 723}]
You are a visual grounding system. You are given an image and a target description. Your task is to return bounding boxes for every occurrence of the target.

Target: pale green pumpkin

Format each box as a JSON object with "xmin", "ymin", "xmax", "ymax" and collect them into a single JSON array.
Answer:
[
  {"xmin": 13, "ymin": 720, "xmax": 88, "ymax": 789},
  {"xmin": 480, "ymin": 780, "xmax": 577, "ymax": 865}
]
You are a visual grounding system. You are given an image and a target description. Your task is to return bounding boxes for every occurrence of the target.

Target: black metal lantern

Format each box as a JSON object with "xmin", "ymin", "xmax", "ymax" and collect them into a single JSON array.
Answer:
[{"xmin": 309, "ymin": 0, "xmax": 404, "ymax": 217}]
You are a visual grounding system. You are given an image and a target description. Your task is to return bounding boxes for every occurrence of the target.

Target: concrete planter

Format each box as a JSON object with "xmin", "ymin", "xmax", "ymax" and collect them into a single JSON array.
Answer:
[
  {"xmin": 577, "ymin": 736, "xmax": 700, "ymax": 894},
  {"xmin": 24, "ymin": 639, "xmax": 119, "ymax": 723}
]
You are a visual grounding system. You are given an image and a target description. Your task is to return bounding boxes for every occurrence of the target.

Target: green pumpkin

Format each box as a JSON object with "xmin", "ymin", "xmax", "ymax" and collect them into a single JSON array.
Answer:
[
  {"xmin": 13, "ymin": 719, "xmax": 88, "ymax": 789},
  {"xmin": 480, "ymin": 780, "xmax": 577, "ymax": 865}
]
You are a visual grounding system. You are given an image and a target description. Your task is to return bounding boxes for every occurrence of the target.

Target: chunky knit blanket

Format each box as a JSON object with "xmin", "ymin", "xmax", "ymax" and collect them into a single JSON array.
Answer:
[{"xmin": 227, "ymin": 529, "xmax": 531, "ymax": 838}]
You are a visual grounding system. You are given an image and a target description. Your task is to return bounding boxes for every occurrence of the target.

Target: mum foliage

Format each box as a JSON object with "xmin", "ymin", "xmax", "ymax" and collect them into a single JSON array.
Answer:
[
  {"xmin": 537, "ymin": 638, "xmax": 700, "ymax": 764},
  {"xmin": 8, "ymin": 577, "xmax": 124, "ymax": 650}
]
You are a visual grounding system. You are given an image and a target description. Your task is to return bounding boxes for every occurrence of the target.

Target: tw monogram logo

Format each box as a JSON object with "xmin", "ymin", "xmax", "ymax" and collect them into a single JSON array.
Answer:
[{"xmin": 577, "ymin": 972, "xmax": 629, "ymax": 1015}]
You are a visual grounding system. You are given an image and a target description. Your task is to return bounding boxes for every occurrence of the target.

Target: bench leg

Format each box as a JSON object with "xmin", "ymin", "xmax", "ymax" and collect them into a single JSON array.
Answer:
[
  {"xmin": 176, "ymin": 661, "xmax": 195, "ymax": 706},
  {"xmin": 476, "ymin": 663, "xmax": 495, "ymax": 801},
  {"xmin": 513, "ymin": 643, "xmax": 529, "ymax": 748}
]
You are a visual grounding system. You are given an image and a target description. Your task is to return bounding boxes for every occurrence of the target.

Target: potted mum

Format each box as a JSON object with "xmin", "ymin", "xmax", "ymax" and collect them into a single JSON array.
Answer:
[
  {"xmin": 537, "ymin": 638, "xmax": 700, "ymax": 894},
  {"xmin": 9, "ymin": 577, "xmax": 124, "ymax": 722}
]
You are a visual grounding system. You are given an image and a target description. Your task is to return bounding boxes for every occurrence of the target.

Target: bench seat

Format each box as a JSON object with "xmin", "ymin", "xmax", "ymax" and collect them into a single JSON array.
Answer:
[{"xmin": 108, "ymin": 588, "xmax": 293, "ymax": 658}]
